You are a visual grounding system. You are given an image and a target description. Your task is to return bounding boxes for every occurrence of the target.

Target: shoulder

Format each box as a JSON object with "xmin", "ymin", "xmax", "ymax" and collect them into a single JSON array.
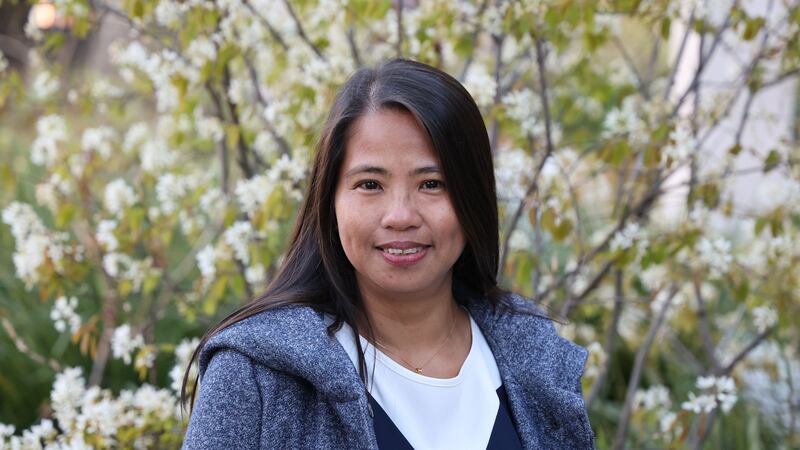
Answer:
[
  {"xmin": 474, "ymin": 291, "xmax": 589, "ymax": 391},
  {"xmin": 198, "ymin": 304, "xmax": 324, "ymax": 374},
  {"xmin": 197, "ymin": 303, "xmax": 364, "ymax": 402}
]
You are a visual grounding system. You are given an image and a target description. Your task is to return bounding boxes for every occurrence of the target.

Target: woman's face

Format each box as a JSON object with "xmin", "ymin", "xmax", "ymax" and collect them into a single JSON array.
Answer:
[{"xmin": 334, "ymin": 108, "xmax": 466, "ymax": 301}]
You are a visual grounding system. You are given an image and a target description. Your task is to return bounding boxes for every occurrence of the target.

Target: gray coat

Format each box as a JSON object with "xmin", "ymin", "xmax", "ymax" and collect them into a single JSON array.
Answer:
[{"xmin": 182, "ymin": 291, "xmax": 595, "ymax": 449}]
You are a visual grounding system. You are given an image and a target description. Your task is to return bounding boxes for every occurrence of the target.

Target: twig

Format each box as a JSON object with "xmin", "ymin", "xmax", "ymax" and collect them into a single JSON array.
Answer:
[
  {"xmin": 586, "ymin": 270, "xmax": 624, "ymax": 410},
  {"xmin": 223, "ymin": 67, "xmax": 255, "ymax": 179},
  {"xmin": 206, "ymin": 83, "xmax": 230, "ymax": 194},
  {"xmin": 612, "ymin": 35, "xmax": 649, "ymax": 99},
  {"xmin": 612, "ymin": 286, "xmax": 677, "ymax": 450},
  {"xmin": 488, "ymin": 33, "xmax": 505, "ymax": 153},
  {"xmin": 1, "ymin": 317, "xmax": 62, "ymax": 371},
  {"xmin": 243, "ymin": 0, "xmax": 289, "ymax": 52},
  {"xmin": 458, "ymin": 0, "xmax": 490, "ymax": 81},
  {"xmin": 663, "ymin": 11, "xmax": 695, "ymax": 101},
  {"xmin": 669, "ymin": 2, "xmax": 737, "ymax": 117},
  {"xmin": 282, "ymin": 0, "xmax": 326, "ymax": 60},
  {"xmin": 395, "ymin": 0, "xmax": 403, "ymax": 56},
  {"xmin": 693, "ymin": 277, "xmax": 721, "ymax": 372},
  {"xmin": 497, "ymin": 35, "xmax": 554, "ymax": 275},
  {"xmin": 347, "ymin": 26, "xmax": 362, "ymax": 67}
]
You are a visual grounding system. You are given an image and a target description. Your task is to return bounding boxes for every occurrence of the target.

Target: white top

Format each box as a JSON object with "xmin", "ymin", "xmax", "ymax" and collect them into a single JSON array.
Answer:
[{"xmin": 332, "ymin": 314, "xmax": 503, "ymax": 450}]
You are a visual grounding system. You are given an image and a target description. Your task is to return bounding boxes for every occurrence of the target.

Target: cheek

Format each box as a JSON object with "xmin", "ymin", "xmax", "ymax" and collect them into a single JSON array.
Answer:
[{"xmin": 334, "ymin": 195, "xmax": 369, "ymax": 256}]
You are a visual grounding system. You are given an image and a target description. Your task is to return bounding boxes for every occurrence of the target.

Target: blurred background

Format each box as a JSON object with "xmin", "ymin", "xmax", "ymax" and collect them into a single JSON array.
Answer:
[{"xmin": 0, "ymin": 0, "xmax": 798, "ymax": 448}]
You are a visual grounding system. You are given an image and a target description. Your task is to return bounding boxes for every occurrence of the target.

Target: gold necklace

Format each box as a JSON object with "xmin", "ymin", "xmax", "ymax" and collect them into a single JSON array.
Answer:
[{"xmin": 373, "ymin": 306, "xmax": 459, "ymax": 375}]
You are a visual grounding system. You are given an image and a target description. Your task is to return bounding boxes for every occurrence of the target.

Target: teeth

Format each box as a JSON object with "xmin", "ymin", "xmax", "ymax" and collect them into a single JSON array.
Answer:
[{"xmin": 384, "ymin": 247, "xmax": 423, "ymax": 255}]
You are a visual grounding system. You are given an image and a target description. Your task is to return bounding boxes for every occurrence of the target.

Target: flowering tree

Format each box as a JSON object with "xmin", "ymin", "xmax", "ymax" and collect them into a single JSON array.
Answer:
[{"xmin": 0, "ymin": 0, "xmax": 798, "ymax": 448}]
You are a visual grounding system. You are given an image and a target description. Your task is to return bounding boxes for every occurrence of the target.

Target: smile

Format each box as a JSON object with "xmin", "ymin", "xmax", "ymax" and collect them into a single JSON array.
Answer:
[
  {"xmin": 376, "ymin": 243, "xmax": 431, "ymax": 266},
  {"xmin": 382, "ymin": 247, "xmax": 424, "ymax": 255}
]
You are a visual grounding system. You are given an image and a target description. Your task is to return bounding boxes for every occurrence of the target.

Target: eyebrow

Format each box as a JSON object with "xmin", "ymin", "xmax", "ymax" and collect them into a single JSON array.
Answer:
[{"xmin": 343, "ymin": 164, "xmax": 441, "ymax": 177}]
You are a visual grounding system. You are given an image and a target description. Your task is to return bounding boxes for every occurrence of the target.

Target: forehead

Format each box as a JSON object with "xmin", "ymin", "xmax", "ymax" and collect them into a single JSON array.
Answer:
[{"xmin": 343, "ymin": 109, "xmax": 438, "ymax": 168}]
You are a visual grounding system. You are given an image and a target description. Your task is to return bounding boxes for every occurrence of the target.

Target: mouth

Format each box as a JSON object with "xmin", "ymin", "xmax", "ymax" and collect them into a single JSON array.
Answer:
[{"xmin": 376, "ymin": 242, "xmax": 431, "ymax": 266}]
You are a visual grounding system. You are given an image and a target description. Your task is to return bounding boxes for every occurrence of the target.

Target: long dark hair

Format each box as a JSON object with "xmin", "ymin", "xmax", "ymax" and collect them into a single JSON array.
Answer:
[{"xmin": 181, "ymin": 58, "xmax": 510, "ymax": 410}]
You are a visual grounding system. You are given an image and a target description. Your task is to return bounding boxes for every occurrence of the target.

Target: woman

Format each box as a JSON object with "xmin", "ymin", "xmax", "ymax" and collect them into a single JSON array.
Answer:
[{"xmin": 181, "ymin": 58, "xmax": 594, "ymax": 449}]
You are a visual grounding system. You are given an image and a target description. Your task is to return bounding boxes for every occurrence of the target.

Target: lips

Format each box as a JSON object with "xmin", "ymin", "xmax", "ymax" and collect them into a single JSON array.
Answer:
[{"xmin": 376, "ymin": 241, "xmax": 431, "ymax": 266}]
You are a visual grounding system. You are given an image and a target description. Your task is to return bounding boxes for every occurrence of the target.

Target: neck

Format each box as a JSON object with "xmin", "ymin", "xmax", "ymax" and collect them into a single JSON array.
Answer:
[{"xmin": 357, "ymin": 277, "xmax": 461, "ymax": 353}]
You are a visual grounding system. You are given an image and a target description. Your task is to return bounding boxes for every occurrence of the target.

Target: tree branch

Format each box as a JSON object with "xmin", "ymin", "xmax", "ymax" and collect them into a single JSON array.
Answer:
[
  {"xmin": 693, "ymin": 277, "xmax": 721, "ymax": 372},
  {"xmin": 497, "ymin": 35, "xmax": 554, "ymax": 276},
  {"xmin": 612, "ymin": 286, "xmax": 677, "ymax": 450},
  {"xmin": 282, "ymin": 0, "xmax": 326, "ymax": 60},
  {"xmin": 586, "ymin": 269, "xmax": 624, "ymax": 410}
]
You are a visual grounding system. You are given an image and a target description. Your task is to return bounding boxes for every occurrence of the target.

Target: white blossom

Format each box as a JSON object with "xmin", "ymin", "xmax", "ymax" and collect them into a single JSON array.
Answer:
[
  {"xmin": 269, "ymin": 153, "xmax": 306, "ymax": 183},
  {"xmin": 661, "ymin": 124, "xmax": 696, "ymax": 165},
  {"xmin": 134, "ymin": 346, "xmax": 156, "ymax": 370},
  {"xmin": 155, "ymin": 0, "xmax": 185, "ymax": 27},
  {"xmin": 111, "ymin": 324, "xmax": 144, "ymax": 365},
  {"xmin": 81, "ymin": 126, "xmax": 118, "ymax": 159},
  {"xmin": 502, "ymin": 89, "xmax": 541, "ymax": 136},
  {"xmin": 12, "ymin": 233, "xmax": 48, "ymax": 284},
  {"xmin": 170, "ymin": 337, "xmax": 200, "ymax": 392},
  {"xmin": 30, "ymin": 115, "xmax": 68, "ymax": 167},
  {"xmin": 24, "ymin": 15, "xmax": 43, "ymax": 41},
  {"xmin": 0, "ymin": 51, "xmax": 8, "ymax": 73},
  {"xmin": 96, "ymin": 219, "xmax": 119, "ymax": 251},
  {"xmin": 200, "ymin": 187, "xmax": 226, "ymax": 217},
  {"xmin": 123, "ymin": 122, "xmax": 149, "ymax": 154},
  {"xmin": 155, "ymin": 173, "xmax": 192, "ymax": 214},
  {"xmin": 494, "ymin": 148, "xmax": 534, "ymax": 202},
  {"xmin": 463, "ymin": 64, "xmax": 496, "ymax": 108},
  {"xmin": 634, "ymin": 385, "xmax": 672, "ymax": 411},
  {"xmin": 681, "ymin": 391, "xmax": 717, "ymax": 413},
  {"xmin": 682, "ymin": 375, "xmax": 738, "ymax": 414},
  {"xmin": 610, "ymin": 222, "xmax": 647, "ymax": 252},
  {"xmin": 235, "ymin": 174, "xmax": 271, "ymax": 217},
  {"xmin": 696, "ymin": 237, "xmax": 733, "ymax": 278},
  {"xmin": 659, "ymin": 411, "xmax": 678, "ymax": 434},
  {"xmin": 196, "ymin": 244, "xmax": 218, "ymax": 280},
  {"xmin": 186, "ymin": 36, "xmax": 217, "ymax": 68},
  {"xmin": 90, "ymin": 78, "xmax": 124, "ymax": 99},
  {"xmin": 602, "ymin": 96, "xmax": 647, "ymax": 144},
  {"xmin": 223, "ymin": 221, "xmax": 253, "ymax": 264},
  {"xmin": 253, "ymin": 131, "xmax": 279, "ymax": 161},
  {"xmin": 508, "ymin": 229, "xmax": 532, "ymax": 252},
  {"xmin": 51, "ymin": 296, "xmax": 81, "ymax": 334},
  {"xmin": 245, "ymin": 263, "xmax": 266, "ymax": 285},
  {"xmin": 140, "ymin": 139, "xmax": 178, "ymax": 173},
  {"xmin": 52, "ymin": 367, "xmax": 86, "ymax": 432},
  {"xmin": 0, "ymin": 423, "xmax": 15, "ymax": 439},
  {"xmin": 31, "ymin": 70, "xmax": 60, "ymax": 100},
  {"xmin": 103, "ymin": 179, "xmax": 137, "ymax": 218},
  {"xmin": 195, "ymin": 112, "xmax": 224, "ymax": 143},
  {"xmin": 583, "ymin": 342, "xmax": 606, "ymax": 380},
  {"xmin": 752, "ymin": 305, "xmax": 777, "ymax": 333},
  {"xmin": 2, "ymin": 202, "xmax": 45, "ymax": 241}
]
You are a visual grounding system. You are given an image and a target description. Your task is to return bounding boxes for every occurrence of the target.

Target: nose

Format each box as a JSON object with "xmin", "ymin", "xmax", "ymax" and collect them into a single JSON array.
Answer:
[{"xmin": 380, "ymin": 191, "xmax": 422, "ymax": 230}]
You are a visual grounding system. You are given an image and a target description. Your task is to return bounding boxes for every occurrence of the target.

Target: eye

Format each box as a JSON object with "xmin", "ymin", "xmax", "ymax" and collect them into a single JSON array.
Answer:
[
  {"xmin": 355, "ymin": 180, "xmax": 382, "ymax": 191},
  {"xmin": 421, "ymin": 179, "xmax": 445, "ymax": 190}
]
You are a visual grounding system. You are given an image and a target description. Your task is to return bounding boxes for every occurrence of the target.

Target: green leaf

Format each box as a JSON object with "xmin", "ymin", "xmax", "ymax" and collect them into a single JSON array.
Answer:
[
  {"xmin": 763, "ymin": 149, "xmax": 781, "ymax": 172},
  {"xmin": 202, "ymin": 277, "xmax": 228, "ymax": 316},
  {"xmin": 742, "ymin": 17, "xmax": 766, "ymax": 41},
  {"xmin": 55, "ymin": 204, "xmax": 77, "ymax": 228},
  {"xmin": 552, "ymin": 219, "xmax": 573, "ymax": 241},
  {"xmin": 661, "ymin": 17, "xmax": 672, "ymax": 40}
]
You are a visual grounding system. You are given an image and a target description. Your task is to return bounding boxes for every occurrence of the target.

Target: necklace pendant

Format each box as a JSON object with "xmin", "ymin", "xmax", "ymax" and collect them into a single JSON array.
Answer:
[{"xmin": 415, "ymin": 368, "xmax": 423, "ymax": 374}]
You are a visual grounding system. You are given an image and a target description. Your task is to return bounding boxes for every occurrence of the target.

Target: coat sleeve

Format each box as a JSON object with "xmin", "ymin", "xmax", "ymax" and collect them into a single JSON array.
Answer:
[{"xmin": 181, "ymin": 349, "xmax": 263, "ymax": 449}]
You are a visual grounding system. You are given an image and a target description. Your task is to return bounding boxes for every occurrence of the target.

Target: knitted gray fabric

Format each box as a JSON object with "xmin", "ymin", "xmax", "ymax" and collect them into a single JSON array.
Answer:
[{"xmin": 182, "ymin": 290, "xmax": 595, "ymax": 449}]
